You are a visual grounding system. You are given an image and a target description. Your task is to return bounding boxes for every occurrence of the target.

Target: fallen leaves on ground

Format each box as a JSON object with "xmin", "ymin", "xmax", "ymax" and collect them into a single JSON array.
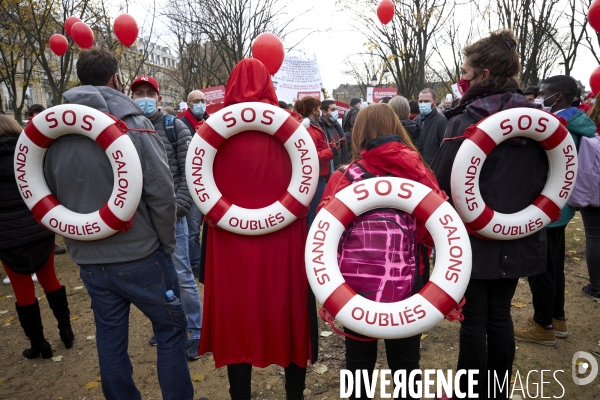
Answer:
[
  {"xmin": 511, "ymin": 302, "xmax": 527, "ymax": 308},
  {"xmin": 85, "ymin": 381, "xmax": 100, "ymax": 389},
  {"xmin": 52, "ymin": 355, "xmax": 63, "ymax": 362},
  {"xmin": 421, "ymin": 333, "xmax": 428, "ymax": 340},
  {"xmin": 86, "ymin": 335, "xmax": 95, "ymax": 340},
  {"xmin": 70, "ymin": 316, "xmax": 79, "ymax": 321},
  {"xmin": 4, "ymin": 317, "xmax": 14, "ymax": 323},
  {"xmin": 313, "ymin": 364, "xmax": 328, "ymax": 374},
  {"xmin": 0, "ymin": 296, "xmax": 7, "ymax": 301},
  {"xmin": 568, "ymin": 250, "xmax": 577, "ymax": 254},
  {"xmin": 192, "ymin": 374, "xmax": 204, "ymax": 382},
  {"xmin": 573, "ymin": 257, "xmax": 581, "ymax": 261},
  {"xmin": 320, "ymin": 331, "xmax": 333, "ymax": 337},
  {"xmin": 74, "ymin": 286, "xmax": 84, "ymax": 290},
  {"xmin": 38, "ymin": 295, "xmax": 46, "ymax": 299},
  {"xmin": 0, "ymin": 310, "xmax": 7, "ymax": 314}
]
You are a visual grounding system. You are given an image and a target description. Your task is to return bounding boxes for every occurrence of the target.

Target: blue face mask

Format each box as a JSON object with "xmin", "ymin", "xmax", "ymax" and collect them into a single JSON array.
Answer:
[
  {"xmin": 419, "ymin": 102, "xmax": 433, "ymax": 115},
  {"xmin": 192, "ymin": 103, "xmax": 206, "ymax": 116},
  {"xmin": 135, "ymin": 97, "xmax": 157, "ymax": 117},
  {"xmin": 329, "ymin": 110, "xmax": 339, "ymax": 122}
]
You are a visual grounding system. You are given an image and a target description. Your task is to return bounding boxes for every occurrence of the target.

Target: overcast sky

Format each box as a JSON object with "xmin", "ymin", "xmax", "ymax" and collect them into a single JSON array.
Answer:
[{"xmin": 131, "ymin": 0, "xmax": 597, "ymax": 94}]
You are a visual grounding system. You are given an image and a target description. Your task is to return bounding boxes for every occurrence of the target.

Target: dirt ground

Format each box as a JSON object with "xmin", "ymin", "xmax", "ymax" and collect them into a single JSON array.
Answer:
[{"xmin": 0, "ymin": 214, "xmax": 599, "ymax": 400}]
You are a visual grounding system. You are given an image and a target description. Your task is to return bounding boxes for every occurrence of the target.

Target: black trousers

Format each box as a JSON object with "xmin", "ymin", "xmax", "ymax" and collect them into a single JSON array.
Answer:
[
  {"xmin": 581, "ymin": 206, "xmax": 600, "ymax": 291},
  {"xmin": 455, "ymin": 278, "xmax": 518, "ymax": 400},
  {"xmin": 227, "ymin": 362, "xmax": 306, "ymax": 400},
  {"xmin": 343, "ymin": 328, "xmax": 421, "ymax": 400},
  {"xmin": 528, "ymin": 226, "xmax": 566, "ymax": 326}
]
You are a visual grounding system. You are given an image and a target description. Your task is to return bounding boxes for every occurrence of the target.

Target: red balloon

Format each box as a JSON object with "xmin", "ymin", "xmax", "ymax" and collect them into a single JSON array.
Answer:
[
  {"xmin": 377, "ymin": 0, "xmax": 395, "ymax": 25},
  {"xmin": 251, "ymin": 33, "xmax": 285, "ymax": 75},
  {"xmin": 589, "ymin": 0, "xmax": 600, "ymax": 33},
  {"xmin": 113, "ymin": 14, "xmax": 139, "ymax": 47},
  {"xmin": 71, "ymin": 22, "xmax": 94, "ymax": 49},
  {"xmin": 64, "ymin": 16, "xmax": 82, "ymax": 37},
  {"xmin": 49, "ymin": 34, "xmax": 69, "ymax": 56},
  {"xmin": 590, "ymin": 65, "xmax": 600, "ymax": 94}
]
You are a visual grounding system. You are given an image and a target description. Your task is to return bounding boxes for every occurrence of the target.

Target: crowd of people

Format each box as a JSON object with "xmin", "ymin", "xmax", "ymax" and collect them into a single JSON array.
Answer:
[{"xmin": 0, "ymin": 28, "xmax": 599, "ymax": 400}]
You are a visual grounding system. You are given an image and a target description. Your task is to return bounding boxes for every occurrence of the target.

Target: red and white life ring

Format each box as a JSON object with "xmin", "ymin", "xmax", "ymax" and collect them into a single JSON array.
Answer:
[
  {"xmin": 186, "ymin": 102, "xmax": 319, "ymax": 235},
  {"xmin": 14, "ymin": 104, "xmax": 143, "ymax": 241},
  {"xmin": 305, "ymin": 177, "xmax": 472, "ymax": 339},
  {"xmin": 450, "ymin": 107, "xmax": 577, "ymax": 240}
]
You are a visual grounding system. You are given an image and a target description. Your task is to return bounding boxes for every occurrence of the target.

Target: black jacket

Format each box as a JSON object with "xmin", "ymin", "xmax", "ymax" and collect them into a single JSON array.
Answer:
[
  {"xmin": 430, "ymin": 90, "xmax": 548, "ymax": 280},
  {"xmin": 401, "ymin": 119, "xmax": 423, "ymax": 153},
  {"xmin": 342, "ymin": 107, "xmax": 359, "ymax": 133},
  {"xmin": 414, "ymin": 110, "xmax": 448, "ymax": 165},
  {"xmin": 0, "ymin": 136, "xmax": 54, "ymax": 251},
  {"xmin": 318, "ymin": 116, "xmax": 351, "ymax": 168},
  {"xmin": 179, "ymin": 112, "xmax": 209, "ymax": 134}
]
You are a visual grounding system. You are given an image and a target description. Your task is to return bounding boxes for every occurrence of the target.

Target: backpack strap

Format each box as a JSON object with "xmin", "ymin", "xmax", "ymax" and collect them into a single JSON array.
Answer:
[{"xmin": 164, "ymin": 114, "xmax": 177, "ymax": 145}]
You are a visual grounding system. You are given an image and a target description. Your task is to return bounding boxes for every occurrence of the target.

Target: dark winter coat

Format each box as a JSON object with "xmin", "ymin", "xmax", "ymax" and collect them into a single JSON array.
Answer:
[
  {"xmin": 318, "ymin": 116, "xmax": 351, "ymax": 168},
  {"xmin": 0, "ymin": 136, "xmax": 54, "ymax": 251},
  {"xmin": 149, "ymin": 110, "xmax": 193, "ymax": 219},
  {"xmin": 342, "ymin": 106, "xmax": 359, "ymax": 134},
  {"xmin": 401, "ymin": 118, "xmax": 423, "ymax": 154},
  {"xmin": 431, "ymin": 89, "xmax": 548, "ymax": 280},
  {"xmin": 414, "ymin": 109, "xmax": 447, "ymax": 165}
]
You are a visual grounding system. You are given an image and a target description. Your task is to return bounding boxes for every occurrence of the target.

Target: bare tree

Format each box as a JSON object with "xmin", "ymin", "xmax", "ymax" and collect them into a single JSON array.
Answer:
[
  {"xmin": 340, "ymin": 0, "xmax": 453, "ymax": 99},
  {"xmin": 342, "ymin": 51, "xmax": 386, "ymax": 99}
]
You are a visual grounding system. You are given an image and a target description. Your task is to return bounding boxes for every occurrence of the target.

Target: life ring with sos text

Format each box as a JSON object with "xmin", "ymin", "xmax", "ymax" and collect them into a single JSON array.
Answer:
[
  {"xmin": 186, "ymin": 102, "xmax": 319, "ymax": 235},
  {"xmin": 14, "ymin": 104, "xmax": 143, "ymax": 241},
  {"xmin": 305, "ymin": 177, "xmax": 472, "ymax": 339},
  {"xmin": 450, "ymin": 107, "xmax": 577, "ymax": 240}
]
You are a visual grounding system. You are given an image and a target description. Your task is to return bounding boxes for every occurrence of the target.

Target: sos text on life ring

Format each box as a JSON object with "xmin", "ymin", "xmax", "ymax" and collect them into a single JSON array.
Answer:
[
  {"xmin": 305, "ymin": 177, "xmax": 472, "ymax": 339},
  {"xmin": 186, "ymin": 102, "xmax": 319, "ymax": 235},
  {"xmin": 450, "ymin": 107, "xmax": 577, "ymax": 240},
  {"xmin": 14, "ymin": 104, "xmax": 143, "ymax": 241}
]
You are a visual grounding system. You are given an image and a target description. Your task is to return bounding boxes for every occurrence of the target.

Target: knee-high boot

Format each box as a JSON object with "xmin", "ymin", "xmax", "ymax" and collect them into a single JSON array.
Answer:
[
  {"xmin": 15, "ymin": 300, "xmax": 53, "ymax": 359},
  {"xmin": 45, "ymin": 286, "xmax": 74, "ymax": 349}
]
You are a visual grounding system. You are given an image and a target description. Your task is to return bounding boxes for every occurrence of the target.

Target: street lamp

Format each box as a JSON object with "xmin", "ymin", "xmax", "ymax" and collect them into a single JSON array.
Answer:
[{"xmin": 371, "ymin": 74, "xmax": 378, "ymax": 87}]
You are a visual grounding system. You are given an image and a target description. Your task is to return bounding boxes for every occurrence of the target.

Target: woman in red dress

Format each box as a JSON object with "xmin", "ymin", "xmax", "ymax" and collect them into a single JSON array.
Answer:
[{"xmin": 199, "ymin": 58, "xmax": 317, "ymax": 399}]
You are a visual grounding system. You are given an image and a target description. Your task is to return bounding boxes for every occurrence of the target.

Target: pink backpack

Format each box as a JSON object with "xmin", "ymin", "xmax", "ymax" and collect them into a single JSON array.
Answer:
[{"xmin": 337, "ymin": 162, "xmax": 418, "ymax": 303}]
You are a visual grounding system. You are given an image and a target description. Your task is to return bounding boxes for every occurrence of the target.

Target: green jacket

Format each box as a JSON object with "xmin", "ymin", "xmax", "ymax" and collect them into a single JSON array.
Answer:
[{"xmin": 548, "ymin": 109, "xmax": 597, "ymax": 228}]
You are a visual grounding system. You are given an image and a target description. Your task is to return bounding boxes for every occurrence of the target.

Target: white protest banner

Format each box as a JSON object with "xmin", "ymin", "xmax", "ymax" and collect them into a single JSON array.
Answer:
[{"xmin": 272, "ymin": 52, "xmax": 323, "ymax": 104}]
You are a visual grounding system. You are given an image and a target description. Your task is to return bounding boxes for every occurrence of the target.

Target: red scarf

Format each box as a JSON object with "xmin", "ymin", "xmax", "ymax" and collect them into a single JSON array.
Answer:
[{"xmin": 183, "ymin": 108, "xmax": 202, "ymax": 130}]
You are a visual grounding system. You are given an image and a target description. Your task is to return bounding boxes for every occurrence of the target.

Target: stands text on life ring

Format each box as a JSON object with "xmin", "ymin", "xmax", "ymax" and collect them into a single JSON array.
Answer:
[
  {"xmin": 305, "ymin": 177, "xmax": 472, "ymax": 339},
  {"xmin": 450, "ymin": 107, "xmax": 577, "ymax": 240},
  {"xmin": 186, "ymin": 102, "xmax": 319, "ymax": 235},
  {"xmin": 14, "ymin": 104, "xmax": 143, "ymax": 241}
]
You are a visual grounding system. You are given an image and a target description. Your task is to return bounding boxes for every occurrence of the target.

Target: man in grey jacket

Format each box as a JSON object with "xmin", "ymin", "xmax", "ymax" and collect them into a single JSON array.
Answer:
[
  {"xmin": 131, "ymin": 75, "xmax": 203, "ymax": 360},
  {"xmin": 43, "ymin": 48, "xmax": 193, "ymax": 400}
]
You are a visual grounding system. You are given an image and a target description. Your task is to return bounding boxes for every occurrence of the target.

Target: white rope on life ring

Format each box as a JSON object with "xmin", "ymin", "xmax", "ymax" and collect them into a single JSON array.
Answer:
[
  {"xmin": 450, "ymin": 107, "xmax": 577, "ymax": 240},
  {"xmin": 186, "ymin": 102, "xmax": 319, "ymax": 235},
  {"xmin": 305, "ymin": 177, "xmax": 472, "ymax": 339},
  {"xmin": 14, "ymin": 104, "xmax": 143, "ymax": 241}
]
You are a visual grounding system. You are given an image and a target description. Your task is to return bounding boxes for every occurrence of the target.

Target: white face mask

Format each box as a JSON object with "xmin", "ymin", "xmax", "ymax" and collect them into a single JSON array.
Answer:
[{"xmin": 534, "ymin": 93, "xmax": 558, "ymax": 113}]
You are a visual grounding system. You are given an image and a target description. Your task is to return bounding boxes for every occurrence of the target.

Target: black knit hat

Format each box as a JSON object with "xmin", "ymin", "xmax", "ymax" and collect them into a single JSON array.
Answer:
[{"xmin": 350, "ymin": 97, "xmax": 362, "ymax": 106}]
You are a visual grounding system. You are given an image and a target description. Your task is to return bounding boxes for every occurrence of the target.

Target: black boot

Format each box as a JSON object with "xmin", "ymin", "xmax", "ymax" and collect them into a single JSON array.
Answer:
[
  {"xmin": 15, "ymin": 301, "xmax": 53, "ymax": 359},
  {"xmin": 45, "ymin": 286, "xmax": 74, "ymax": 349}
]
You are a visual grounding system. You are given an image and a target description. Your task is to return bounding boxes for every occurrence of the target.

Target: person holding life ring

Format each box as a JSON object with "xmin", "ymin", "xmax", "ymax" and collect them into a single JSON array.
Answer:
[
  {"xmin": 431, "ymin": 30, "xmax": 550, "ymax": 399},
  {"xmin": 0, "ymin": 115, "xmax": 74, "ymax": 360},
  {"xmin": 318, "ymin": 104, "xmax": 448, "ymax": 399},
  {"xmin": 293, "ymin": 96, "xmax": 342, "ymax": 229},
  {"xmin": 198, "ymin": 58, "xmax": 317, "ymax": 400}
]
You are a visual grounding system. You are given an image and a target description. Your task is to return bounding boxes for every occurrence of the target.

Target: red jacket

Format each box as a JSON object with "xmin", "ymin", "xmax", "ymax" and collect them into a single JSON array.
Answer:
[
  {"xmin": 319, "ymin": 135, "xmax": 447, "ymax": 246},
  {"xmin": 305, "ymin": 119, "xmax": 334, "ymax": 177}
]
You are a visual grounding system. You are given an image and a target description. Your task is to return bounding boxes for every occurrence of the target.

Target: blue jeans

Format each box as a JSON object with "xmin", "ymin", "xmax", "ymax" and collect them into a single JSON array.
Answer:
[
  {"xmin": 80, "ymin": 249, "xmax": 194, "ymax": 400},
  {"xmin": 187, "ymin": 203, "xmax": 202, "ymax": 269},
  {"xmin": 307, "ymin": 178, "xmax": 327, "ymax": 230},
  {"xmin": 173, "ymin": 217, "xmax": 202, "ymax": 339}
]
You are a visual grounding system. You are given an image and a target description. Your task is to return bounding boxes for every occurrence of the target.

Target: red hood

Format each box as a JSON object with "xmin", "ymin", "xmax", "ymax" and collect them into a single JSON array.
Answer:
[
  {"xmin": 224, "ymin": 58, "xmax": 278, "ymax": 106},
  {"xmin": 361, "ymin": 139, "xmax": 448, "ymax": 200}
]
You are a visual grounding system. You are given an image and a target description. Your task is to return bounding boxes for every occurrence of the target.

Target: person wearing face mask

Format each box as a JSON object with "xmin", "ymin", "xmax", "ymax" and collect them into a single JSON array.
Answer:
[
  {"xmin": 571, "ymin": 87, "xmax": 591, "ymax": 113},
  {"xmin": 131, "ymin": 75, "xmax": 204, "ymax": 360},
  {"xmin": 318, "ymin": 100, "xmax": 350, "ymax": 169},
  {"xmin": 43, "ymin": 47, "xmax": 193, "ymax": 399},
  {"xmin": 414, "ymin": 88, "xmax": 447, "ymax": 166},
  {"xmin": 293, "ymin": 96, "xmax": 338, "ymax": 229},
  {"xmin": 431, "ymin": 30, "xmax": 549, "ymax": 399},
  {"xmin": 179, "ymin": 89, "xmax": 209, "ymax": 280},
  {"xmin": 180, "ymin": 90, "xmax": 209, "ymax": 133},
  {"xmin": 513, "ymin": 75, "xmax": 596, "ymax": 346}
]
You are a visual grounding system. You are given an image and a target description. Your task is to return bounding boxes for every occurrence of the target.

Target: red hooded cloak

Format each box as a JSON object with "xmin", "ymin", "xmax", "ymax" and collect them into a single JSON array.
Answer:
[{"xmin": 199, "ymin": 58, "xmax": 314, "ymax": 368}]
